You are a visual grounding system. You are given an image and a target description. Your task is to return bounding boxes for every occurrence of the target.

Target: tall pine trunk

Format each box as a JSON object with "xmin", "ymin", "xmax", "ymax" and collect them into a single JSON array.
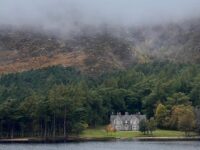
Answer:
[
  {"xmin": 44, "ymin": 119, "xmax": 47, "ymax": 138},
  {"xmin": 64, "ymin": 106, "xmax": 67, "ymax": 137},
  {"xmin": 0, "ymin": 122, "xmax": 2, "ymax": 138},
  {"xmin": 53, "ymin": 113, "xmax": 56, "ymax": 138},
  {"xmin": 11, "ymin": 125, "xmax": 14, "ymax": 139}
]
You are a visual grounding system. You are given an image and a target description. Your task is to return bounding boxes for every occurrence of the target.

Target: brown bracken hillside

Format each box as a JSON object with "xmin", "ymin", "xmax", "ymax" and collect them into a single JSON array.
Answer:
[{"xmin": 0, "ymin": 19, "xmax": 200, "ymax": 74}]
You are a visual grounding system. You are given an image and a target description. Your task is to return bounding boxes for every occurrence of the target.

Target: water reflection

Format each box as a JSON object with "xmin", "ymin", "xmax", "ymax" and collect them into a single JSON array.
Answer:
[{"xmin": 0, "ymin": 141, "xmax": 200, "ymax": 150}]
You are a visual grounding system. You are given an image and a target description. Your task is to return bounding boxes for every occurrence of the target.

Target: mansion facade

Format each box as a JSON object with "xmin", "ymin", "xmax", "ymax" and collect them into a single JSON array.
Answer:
[{"xmin": 110, "ymin": 112, "xmax": 146, "ymax": 131}]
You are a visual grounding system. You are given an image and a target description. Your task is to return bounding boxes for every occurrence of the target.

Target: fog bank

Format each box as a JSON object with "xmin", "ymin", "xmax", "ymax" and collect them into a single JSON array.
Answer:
[{"xmin": 1, "ymin": 0, "xmax": 200, "ymax": 34}]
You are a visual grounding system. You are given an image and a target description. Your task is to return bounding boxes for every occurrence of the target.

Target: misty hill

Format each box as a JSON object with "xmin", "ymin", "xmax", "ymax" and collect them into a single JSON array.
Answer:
[
  {"xmin": 0, "ymin": 27, "xmax": 137, "ymax": 74},
  {"xmin": 0, "ymin": 18, "xmax": 200, "ymax": 74}
]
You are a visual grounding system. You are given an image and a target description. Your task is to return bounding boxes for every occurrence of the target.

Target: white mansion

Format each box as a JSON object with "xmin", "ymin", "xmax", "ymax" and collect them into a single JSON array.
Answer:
[{"xmin": 110, "ymin": 112, "xmax": 146, "ymax": 131}]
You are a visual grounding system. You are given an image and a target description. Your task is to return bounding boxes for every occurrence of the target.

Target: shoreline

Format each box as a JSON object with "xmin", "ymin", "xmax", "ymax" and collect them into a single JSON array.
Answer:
[{"xmin": 0, "ymin": 136, "xmax": 200, "ymax": 143}]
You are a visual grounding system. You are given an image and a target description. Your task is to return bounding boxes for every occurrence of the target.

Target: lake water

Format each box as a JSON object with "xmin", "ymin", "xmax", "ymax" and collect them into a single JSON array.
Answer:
[{"xmin": 0, "ymin": 141, "xmax": 200, "ymax": 150}]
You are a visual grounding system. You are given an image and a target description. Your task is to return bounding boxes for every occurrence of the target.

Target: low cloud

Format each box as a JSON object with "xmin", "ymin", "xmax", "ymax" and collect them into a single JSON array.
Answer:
[{"xmin": 0, "ymin": 0, "xmax": 200, "ymax": 35}]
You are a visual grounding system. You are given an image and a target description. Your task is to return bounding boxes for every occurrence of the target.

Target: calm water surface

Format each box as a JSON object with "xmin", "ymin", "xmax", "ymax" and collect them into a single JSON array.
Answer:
[{"xmin": 0, "ymin": 141, "xmax": 200, "ymax": 150}]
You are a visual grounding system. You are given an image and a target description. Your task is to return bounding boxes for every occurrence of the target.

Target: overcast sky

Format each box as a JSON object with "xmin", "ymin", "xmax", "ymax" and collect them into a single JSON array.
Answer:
[{"xmin": 0, "ymin": 0, "xmax": 200, "ymax": 32}]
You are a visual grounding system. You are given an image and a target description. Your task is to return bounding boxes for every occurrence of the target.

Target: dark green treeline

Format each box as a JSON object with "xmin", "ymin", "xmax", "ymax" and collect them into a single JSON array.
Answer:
[{"xmin": 0, "ymin": 62, "xmax": 200, "ymax": 138}]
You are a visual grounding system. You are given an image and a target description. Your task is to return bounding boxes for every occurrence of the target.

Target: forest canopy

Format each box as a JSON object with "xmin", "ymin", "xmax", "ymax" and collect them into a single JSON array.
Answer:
[{"xmin": 0, "ymin": 62, "xmax": 200, "ymax": 138}]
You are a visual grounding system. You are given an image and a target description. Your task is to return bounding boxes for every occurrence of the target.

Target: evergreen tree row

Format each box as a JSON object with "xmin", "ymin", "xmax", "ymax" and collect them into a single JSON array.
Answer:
[{"xmin": 0, "ymin": 62, "xmax": 199, "ymax": 138}]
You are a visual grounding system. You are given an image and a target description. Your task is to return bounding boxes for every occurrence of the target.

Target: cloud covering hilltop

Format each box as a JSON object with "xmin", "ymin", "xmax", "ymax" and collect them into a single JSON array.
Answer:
[
  {"xmin": 0, "ymin": 0, "xmax": 200, "ymax": 74},
  {"xmin": 1, "ymin": 0, "xmax": 200, "ymax": 33}
]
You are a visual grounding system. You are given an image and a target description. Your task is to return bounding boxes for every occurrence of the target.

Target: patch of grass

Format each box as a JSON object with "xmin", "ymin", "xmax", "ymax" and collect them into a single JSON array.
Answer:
[{"xmin": 80, "ymin": 127, "xmax": 192, "ymax": 138}]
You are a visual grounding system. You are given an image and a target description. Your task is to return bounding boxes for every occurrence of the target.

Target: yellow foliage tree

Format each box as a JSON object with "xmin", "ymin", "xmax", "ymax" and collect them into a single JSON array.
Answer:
[{"xmin": 105, "ymin": 124, "xmax": 116, "ymax": 135}]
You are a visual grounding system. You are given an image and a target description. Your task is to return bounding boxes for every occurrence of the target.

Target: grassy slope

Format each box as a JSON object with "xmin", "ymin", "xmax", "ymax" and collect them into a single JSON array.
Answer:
[{"xmin": 80, "ymin": 127, "xmax": 195, "ymax": 138}]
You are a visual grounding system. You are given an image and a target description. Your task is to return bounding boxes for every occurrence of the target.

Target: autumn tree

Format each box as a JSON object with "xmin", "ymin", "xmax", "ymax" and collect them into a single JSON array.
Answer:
[
  {"xmin": 155, "ymin": 103, "xmax": 168, "ymax": 128},
  {"xmin": 169, "ymin": 105, "xmax": 185, "ymax": 129},
  {"xmin": 178, "ymin": 106, "xmax": 196, "ymax": 136},
  {"xmin": 105, "ymin": 124, "xmax": 116, "ymax": 135},
  {"xmin": 195, "ymin": 108, "xmax": 200, "ymax": 134}
]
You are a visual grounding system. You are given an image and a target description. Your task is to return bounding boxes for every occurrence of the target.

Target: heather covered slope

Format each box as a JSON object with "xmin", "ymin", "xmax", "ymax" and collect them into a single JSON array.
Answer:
[
  {"xmin": 0, "ymin": 27, "xmax": 136, "ymax": 74},
  {"xmin": 0, "ymin": 19, "xmax": 200, "ymax": 74}
]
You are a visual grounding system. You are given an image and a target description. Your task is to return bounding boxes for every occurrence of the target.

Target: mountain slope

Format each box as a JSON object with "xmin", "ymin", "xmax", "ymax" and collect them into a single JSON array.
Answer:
[
  {"xmin": 0, "ymin": 19, "xmax": 200, "ymax": 74},
  {"xmin": 0, "ymin": 28, "xmax": 137, "ymax": 74}
]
